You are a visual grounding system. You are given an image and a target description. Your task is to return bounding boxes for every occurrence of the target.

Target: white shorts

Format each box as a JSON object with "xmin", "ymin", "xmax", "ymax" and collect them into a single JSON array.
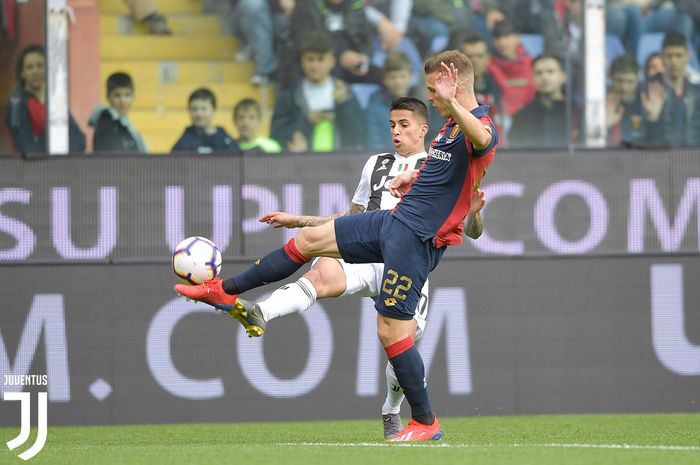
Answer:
[{"xmin": 312, "ymin": 258, "xmax": 429, "ymax": 339}]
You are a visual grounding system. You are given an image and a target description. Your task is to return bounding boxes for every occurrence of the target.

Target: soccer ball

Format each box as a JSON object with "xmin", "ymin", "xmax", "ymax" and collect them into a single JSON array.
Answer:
[{"xmin": 172, "ymin": 236, "xmax": 222, "ymax": 285}]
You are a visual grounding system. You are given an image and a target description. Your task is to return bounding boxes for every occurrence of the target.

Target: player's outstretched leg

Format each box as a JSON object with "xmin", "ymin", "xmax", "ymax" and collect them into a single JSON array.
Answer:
[{"xmin": 174, "ymin": 237, "xmax": 311, "ymax": 306}]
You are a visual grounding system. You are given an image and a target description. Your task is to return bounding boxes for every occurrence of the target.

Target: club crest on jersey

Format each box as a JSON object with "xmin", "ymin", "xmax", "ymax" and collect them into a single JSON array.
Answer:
[
  {"xmin": 376, "ymin": 158, "xmax": 391, "ymax": 171},
  {"xmin": 449, "ymin": 125, "xmax": 461, "ymax": 139}
]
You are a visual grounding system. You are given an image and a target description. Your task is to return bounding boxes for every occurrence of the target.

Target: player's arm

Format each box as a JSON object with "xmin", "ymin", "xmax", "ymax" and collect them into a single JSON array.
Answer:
[
  {"xmin": 260, "ymin": 203, "xmax": 366, "ymax": 229},
  {"xmin": 436, "ymin": 62, "xmax": 493, "ymax": 151},
  {"xmin": 464, "ymin": 188, "xmax": 485, "ymax": 239}
]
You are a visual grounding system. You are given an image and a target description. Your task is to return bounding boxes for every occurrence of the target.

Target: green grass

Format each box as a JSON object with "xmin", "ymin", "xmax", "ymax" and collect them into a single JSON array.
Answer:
[{"xmin": 1, "ymin": 414, "xmax": 698, "ymax": 465}]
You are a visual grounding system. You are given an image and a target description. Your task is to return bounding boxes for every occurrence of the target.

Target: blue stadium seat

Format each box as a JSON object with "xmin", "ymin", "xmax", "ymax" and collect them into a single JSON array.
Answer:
[
  {"xmin": 431, "ymin": 34, "xmax": 450, "ymax": 53},
  {"xmin": 520, "ymin": 33, "xmax": 544, "ymax": 58},
  {"xmin": 351, "ymin": 83, "xmax": 381, "ymax": 109},
  {"xmin": 605, "ymin": 34, "xmax": 626, "ymax": 62}
]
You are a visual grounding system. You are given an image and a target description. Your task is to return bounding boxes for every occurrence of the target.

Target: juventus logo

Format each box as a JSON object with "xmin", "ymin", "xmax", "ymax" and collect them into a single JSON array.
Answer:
[{"xmin": 4, "ymin": 392, "xmax": 48, "ymax": 461}]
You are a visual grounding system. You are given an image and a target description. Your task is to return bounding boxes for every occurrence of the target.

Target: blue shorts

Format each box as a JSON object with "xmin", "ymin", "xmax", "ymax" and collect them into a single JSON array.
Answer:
[{"xmin": 334, "ymin": 210, "xmax": 445, "ymax": 320}]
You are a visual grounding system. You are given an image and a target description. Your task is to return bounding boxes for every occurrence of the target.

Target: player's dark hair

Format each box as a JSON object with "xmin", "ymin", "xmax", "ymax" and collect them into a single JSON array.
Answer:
[
  {"xmin": 299, "ymin": 31, "xmax": 334, "ymax": 56},
  {"xmin": 234, "ymin": 98, "xmax": 261, "ymax": 119},
  {"xmin": 532, "ymin": 53, "xmax": 565, "ymax": 71},
  {"xmin": 383, "ymin": 51, "xmax": 412, "ymax": 75},
  {"xmin": 662, "ymin": 31, "xmax": 688, "ymax": 50},
  {"xmin": 189, "ymin": 87, "xmax": 217, "ymax": 109},
  {"xmin": 424, "ymin": 49, "xmax": 474, "ymax": 84},
  {"xmin": 106, "ymin": 72, "xmax": 134, "ymax": 97},
  {"xmin": 390, "ymin": 97, "xmax": 428, "ymax": 124},
  {"xmin": 15, "ymin": 43, "xmax": 45, "ymax": 87},
  {"xmin": 492, "ymin": 19, "xmax": 519, "ymax": 39},
  {"xmin": 609, "ymin": 54, "xmax": 639, "ymax": 77}
]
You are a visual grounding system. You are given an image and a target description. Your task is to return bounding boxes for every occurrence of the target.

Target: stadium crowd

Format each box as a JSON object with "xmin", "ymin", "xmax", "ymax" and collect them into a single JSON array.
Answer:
[{"xmin": 4, "ymin": 0, "xmax": 700, "ymax": 156}]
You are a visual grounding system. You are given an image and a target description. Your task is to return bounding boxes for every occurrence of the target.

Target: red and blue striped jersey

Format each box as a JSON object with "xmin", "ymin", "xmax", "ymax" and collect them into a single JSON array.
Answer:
[{"xmin": 392, "ymin": 104, "xmax": 498, "ymax": 248}]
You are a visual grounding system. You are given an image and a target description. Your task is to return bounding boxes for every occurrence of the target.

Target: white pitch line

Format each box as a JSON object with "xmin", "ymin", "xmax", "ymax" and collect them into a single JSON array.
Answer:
[{"xmin": 276, "ymin": 442, "xmax": 700, "ymax": 452}]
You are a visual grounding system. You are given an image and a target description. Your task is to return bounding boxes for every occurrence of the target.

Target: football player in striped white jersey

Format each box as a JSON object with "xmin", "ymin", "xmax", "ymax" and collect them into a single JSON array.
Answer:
[{"xmin": 224, "ymin": 105, "xmax": 485, "ymax": 439}]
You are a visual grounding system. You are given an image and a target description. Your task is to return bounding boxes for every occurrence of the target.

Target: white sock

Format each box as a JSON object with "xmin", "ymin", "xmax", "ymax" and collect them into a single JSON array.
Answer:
[
  {"xmin": 258, "ymin": 277, "xmax": 317, "ymax": 321},
  {"xmin": 381, "ymin": 361, "xmax": 405, "ymax": 415}
]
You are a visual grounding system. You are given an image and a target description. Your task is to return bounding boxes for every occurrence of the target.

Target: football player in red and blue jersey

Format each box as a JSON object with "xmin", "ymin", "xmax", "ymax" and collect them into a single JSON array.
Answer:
[{"xmin": 175, "ymin": 49, "xmax": 498, "ymax": 442}]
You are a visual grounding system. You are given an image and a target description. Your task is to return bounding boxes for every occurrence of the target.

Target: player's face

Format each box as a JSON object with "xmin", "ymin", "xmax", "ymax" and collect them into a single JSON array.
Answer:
[
  {"xmin": 661, "ymin": 46, "xmax": 689, "ymax": 81},
  {"xmin": 235, "ymin": 107, "xmax": 260, "ymax": 140},
  {"xmin": 301, "ymin": 51, "xmax": 335, "ymax": 84},
  {"xmin": 425, "ymin": 72, "xmax": 449, "ymax": 117},
  {"xmin": 461, "ymin": 42, "xmax": 489, "ymax": 78},
  {"xmin": 21, "ymin": 52, "xmax": 45, "ymax": 93},
  {"xmin": 383, "ymin": 69, "xmax": 412, "ymax": 98},
  {"xmin": 611, "ymin": 72, "xmax": 638, "ymax": 102},
  {"xmin": 108, "ymin": 87, "xmax": 134, "ymax": 117},
  {"xmin": 533, "ymin": 58, "xmax": 566, "ymax": 95},
  {"xmin": 389, "ymin": 109, "xmax": 426, "ymax": 155},
  {"xmin": 189, "ymin": 99, "xmax": 215, "ymax": 128}
]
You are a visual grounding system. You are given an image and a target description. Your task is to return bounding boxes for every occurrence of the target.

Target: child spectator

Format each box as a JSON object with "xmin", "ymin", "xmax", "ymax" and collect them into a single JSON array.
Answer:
[
  {"xmin": 233, "ymin": 98, "xmax": 281, "ymax": 153},
  {"xmin": 487, "ymin": 20, "xmax": 537, "ymax": 117},
  {"xmin": 5, "ymin": 44, "xmax": 85, "ymax": 155},
  {"xmin": 172, "ymin": 88, "xmax": 241, "ymax": 154},
  {"xmin": 606, "ymin": 55, "xmax": 647, "ymax": 146},
  {"xmin": 509, "ymin": 54, "xmax": 577, "ymax": 148},
  {"xmin": 366, "ymin": 51, "xmax": 414, "ymax": 149},
  {"xmin": 88, "ymin": 72, "xmax": 147, "ymax": 154},
  {"xmin": 270, "ymin": 31, "xmax": 366, "ymax": 153}
]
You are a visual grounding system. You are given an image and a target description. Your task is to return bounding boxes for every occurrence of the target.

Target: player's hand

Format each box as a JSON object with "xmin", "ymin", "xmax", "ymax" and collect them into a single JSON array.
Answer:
[
  {"xmin": 260, "ymin": 211, "xmax": 300, "ymax": 228},
  {"xmin": 389, "ymin": 169, "xmax": 417, "ymax": 197},
  {"xmin": 435, "ymin": 61, "xmax": 458, "ymax": 103},
  {"xmin": 470, "ymin": 188, "xmax": 486, "ymax": 214}
]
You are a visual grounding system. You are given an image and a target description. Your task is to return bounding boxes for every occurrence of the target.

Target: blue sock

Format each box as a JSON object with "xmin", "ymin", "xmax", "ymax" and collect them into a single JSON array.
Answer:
[
  {"xmin": 385, "ymin": 336, "xmax": 433, "ymax": 423},
  {"xmin": 223, "ymin": 239, "xmax": 309, "ymax": 295}
]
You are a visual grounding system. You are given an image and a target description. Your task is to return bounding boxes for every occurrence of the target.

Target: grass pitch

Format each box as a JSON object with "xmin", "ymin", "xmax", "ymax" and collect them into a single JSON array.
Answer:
[{"xmin": 1, "ymin": 413, "xmax": 698, "ymax": 465}]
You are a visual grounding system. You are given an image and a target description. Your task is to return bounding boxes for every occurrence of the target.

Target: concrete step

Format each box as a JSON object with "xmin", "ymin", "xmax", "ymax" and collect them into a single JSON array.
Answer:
[
  {"xmin": 95, "ymin": 0, "xmax": 201, "ymax": 15},
  {"xmin": 101, "ymin": 36, "xmax": 236, "ymax": 60},
  {"xmin": 100, "ymin": 61, "xmax": 254, "ymax": 87},
  {"xmin": 100, "ymin": 14, "xmax": 222, "ymax": 36}
]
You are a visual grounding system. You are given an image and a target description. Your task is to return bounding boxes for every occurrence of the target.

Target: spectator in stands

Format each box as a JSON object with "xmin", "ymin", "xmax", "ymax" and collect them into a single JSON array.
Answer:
[
  {"xmin": 641, "ymin": 32, "xmax": 700, "ymax": 146},
  {"xmin": 233, "ymin": 98, "xmax": 281, "ymax": 153},
  {"xmin": 365, "ymin": 0, "xmax": 412, "ymax": 51},
  {"xmin": 366, "ymin": 51, "xmax": 418, "ymax": 149},
  {"xmin": 487, "ymin": 20, "xmax": 536, "ymax": 118},
  {"xmin": 509, "ymin": 54, "xmax": 576, "ymax": 148},
  {"xmin": 123, "ymin": 0, "xmax": 171, "ymax": 34},
  {"xmin": 482, "ymin": 0, "xmax": 566, "ymax": 57},
  {"xmin": 171, "ymin": 88, "xmax": 241, "ymax": 154},
  {"xmin": 458, "ymin": 33, "xmax": 506, "ymax": 140},
  {"xmin": 230, "ymin": 0, "xmax": 289, "ymax": 85},
  {"xmin": 408, "ymin": 0, "xmax": 475, "ymax": 57},
  {"xmin": 5, "ymin": 44, "xmax": 85, "ymax": 155},
  {"xmin": 606, "ymin": 0, "xmax": 644, "ymax": 57},
  {"xmin": 644, "ymin": 51, "xmax": 665, "ymax": 81},
  {"xmin": 89, "ymin": 72, "xmax": 147, "ymax": 154},
  {"xmin": 270, "ymin": 32, "xmax": 366, "ymax": 153},
  {"xmin": 287, "ymin": 0, "xmax": 381, "ymax": 85},
  {"xmin": 606, "ymin": 55, "xmax": 647, "ymax": 146}
]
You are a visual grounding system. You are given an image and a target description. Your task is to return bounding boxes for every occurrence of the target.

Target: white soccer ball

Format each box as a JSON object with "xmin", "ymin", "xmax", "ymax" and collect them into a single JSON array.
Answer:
[{"xmin": 172, "ymin": 236, "xmax": 223, "ymax": 285}]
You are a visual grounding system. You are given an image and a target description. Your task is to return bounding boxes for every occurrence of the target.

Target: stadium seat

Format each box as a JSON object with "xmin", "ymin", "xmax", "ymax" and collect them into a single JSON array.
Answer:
[
  {"xmin": 372, "ymin": 37, "xmax": 423, "ymax": 86},
  {"xmin": 351, "ymin": 83, "xmax": 381, "ymax": 109},
  {"xmin": 605, "ymin": 34, "xmax": 626, "ymax": 63},
  {"xmin": 431, "ymin": 34, "xmax": 450, "ymax": 54},
  {"xmin": 520, "ymin": 33, "xmax": 544, "ymax": 58}
]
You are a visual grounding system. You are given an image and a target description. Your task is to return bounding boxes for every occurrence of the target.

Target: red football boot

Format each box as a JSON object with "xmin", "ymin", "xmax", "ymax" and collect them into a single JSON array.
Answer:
[
  {"xmin": 173, "ymin": 277, "xmax": 238, "ymax": 307},
  {"xmin": 388, "ymin": 415, "xmax": 443, "ymax": 442}
]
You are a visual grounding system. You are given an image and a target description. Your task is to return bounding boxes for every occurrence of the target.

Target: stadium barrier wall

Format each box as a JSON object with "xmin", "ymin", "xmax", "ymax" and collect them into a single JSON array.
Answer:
[{"xmin": 0, "ymin": 149, "xmax": 699, "ymax": 425}]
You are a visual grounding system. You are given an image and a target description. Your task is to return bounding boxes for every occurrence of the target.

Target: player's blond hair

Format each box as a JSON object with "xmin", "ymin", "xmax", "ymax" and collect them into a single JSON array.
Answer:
[{"xmin": 424, "ymin": 50, "xmax": 474, "ymax": 86}]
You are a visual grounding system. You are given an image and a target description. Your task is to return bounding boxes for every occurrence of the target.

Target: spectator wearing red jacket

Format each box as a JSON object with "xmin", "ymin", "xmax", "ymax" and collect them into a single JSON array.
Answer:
[{"xmin": 487, "ymin": 20, "xmax": 536, "ymax": 117}]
